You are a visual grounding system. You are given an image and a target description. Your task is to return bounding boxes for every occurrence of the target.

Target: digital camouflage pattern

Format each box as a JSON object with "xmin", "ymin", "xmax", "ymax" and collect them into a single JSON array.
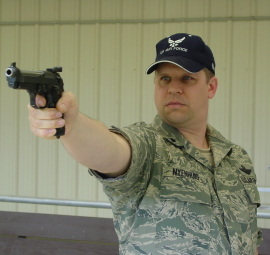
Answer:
[{"xmin": 90, "ymin": 115, "xmax": 262, "ymax": 255}]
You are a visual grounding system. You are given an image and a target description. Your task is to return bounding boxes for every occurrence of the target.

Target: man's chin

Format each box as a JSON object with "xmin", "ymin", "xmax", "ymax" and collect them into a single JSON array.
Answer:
[{"xmin": 162, "ymin": 112, "xmax": 188, "ymax": 126}]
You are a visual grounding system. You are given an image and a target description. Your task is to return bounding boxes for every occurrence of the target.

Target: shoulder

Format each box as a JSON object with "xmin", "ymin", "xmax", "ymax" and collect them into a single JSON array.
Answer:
[{"xmin": 110, "ymin": 121, "xmax": 158, "ymax": 142}]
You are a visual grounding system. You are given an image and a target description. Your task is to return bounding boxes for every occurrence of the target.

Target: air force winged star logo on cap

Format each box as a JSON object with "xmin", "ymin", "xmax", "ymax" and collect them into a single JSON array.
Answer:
[
  {"xmin": 168, "ymin": 37, "xmax": 185, "ymax": 48},
  {"xmin": 145, "ymin": 33, "xmax": 216, "ymax": 75}
]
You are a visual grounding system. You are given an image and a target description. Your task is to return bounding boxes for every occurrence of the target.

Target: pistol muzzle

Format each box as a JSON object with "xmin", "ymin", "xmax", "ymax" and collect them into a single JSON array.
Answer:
[{"xmin": 5, "ymin": 67, "xmax": 16, "ymax": 78}]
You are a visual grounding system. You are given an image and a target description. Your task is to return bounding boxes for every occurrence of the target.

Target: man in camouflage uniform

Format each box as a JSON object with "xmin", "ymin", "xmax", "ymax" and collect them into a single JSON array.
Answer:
[{"xmin": 28, "ymin": 33, "xmax": 262, "ymax": 254}]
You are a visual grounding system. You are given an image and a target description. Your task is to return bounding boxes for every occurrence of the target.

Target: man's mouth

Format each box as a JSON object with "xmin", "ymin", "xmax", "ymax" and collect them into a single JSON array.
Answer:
[{"xmin": 166, "ymin": 100, "xmax": 185, "ymax": 108}]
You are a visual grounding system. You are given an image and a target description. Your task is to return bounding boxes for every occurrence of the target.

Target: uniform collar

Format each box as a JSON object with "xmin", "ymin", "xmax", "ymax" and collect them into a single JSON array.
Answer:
[
  {"xmin": 150, "ymin": 115, "xmax": 186, "ymax": 147},
  {"xmin": 206, "ymin": 125, "xmax": 233, "ymax": 167},
  {"xmin": 151, "ymin": 115, "xmax": 233, "ymax": 168}
]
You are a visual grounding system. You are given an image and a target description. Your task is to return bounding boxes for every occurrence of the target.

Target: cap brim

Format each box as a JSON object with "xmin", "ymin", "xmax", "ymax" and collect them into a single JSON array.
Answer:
[{"xmin": 145, "ymin": 56, "xmax": 204, "ymax": 74}]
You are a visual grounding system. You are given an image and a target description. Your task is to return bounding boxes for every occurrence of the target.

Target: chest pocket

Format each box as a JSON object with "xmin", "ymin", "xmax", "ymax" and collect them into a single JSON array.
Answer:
[
  {"xmin": 155, "ymin": 167, "xmax": 212, "ymax": 252},
  {"xmin": 160, "ymin": 167, "xmax": 212, "ymax": 205}
]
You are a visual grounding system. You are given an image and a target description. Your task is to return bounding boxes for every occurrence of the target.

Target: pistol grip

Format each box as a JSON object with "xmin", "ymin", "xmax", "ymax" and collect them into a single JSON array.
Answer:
[
  {"xmin": 27, "ymin": 89, "xmax": 65, "ymax": 139},
  {"xmin": 55, "ymin": 121, "xmax": 65, "ymax": 138},
  {"xmin": 49, "ymin": 87, "xmax": 65, "ymax": 138}
]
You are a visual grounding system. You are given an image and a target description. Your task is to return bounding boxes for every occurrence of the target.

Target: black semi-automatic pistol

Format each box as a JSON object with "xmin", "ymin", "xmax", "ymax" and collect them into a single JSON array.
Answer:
[{"xmin": 5, "ymin": 62, "xmax": 65, "ymax": 138}]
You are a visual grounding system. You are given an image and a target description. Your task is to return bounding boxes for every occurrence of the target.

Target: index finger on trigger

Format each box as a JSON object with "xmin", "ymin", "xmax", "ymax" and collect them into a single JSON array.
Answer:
[{"xmin": 35, "ymin": 94, "xmax": 46, "ymax": 108}]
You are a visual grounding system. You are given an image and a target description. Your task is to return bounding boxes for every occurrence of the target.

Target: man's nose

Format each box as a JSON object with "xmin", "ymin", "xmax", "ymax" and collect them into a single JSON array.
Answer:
[{"xmin": 168, "ymin": 79, "xmax": 183, "ymax": 94}]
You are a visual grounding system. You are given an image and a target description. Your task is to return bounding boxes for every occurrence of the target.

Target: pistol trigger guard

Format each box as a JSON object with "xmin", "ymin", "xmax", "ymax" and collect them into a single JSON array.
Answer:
[
  {"xmin": 46, "ymin": 92, "xmax": 55, "ymax": 108},
  {"xmin": 42, "ymin": 89, "xmax": 55, "ymax": 109},
  {"xmin": 27, "ymin": 90, "xmax": 40, "ymax": 109}
]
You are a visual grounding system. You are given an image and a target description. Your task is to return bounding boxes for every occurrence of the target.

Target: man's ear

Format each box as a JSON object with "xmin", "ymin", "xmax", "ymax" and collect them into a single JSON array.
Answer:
[{"xmin": 208, "ymin": 76, "xmax": 218, "ymax": 99}]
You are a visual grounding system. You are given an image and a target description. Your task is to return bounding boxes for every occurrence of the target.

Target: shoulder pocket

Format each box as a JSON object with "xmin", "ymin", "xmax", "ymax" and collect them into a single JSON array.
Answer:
[
  {"xmin": 236, "ymin": 163, "xmax": 260, "ymax": 207},
  {"xmin": 239, "ymin": 178, "xmax": 261, "ymax": 208}
]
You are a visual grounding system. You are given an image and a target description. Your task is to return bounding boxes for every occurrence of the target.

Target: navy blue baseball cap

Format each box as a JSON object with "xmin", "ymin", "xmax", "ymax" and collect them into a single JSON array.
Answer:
[{"xmin": 145, "ymin": 33, "xmax": 215, "ymax": 75}]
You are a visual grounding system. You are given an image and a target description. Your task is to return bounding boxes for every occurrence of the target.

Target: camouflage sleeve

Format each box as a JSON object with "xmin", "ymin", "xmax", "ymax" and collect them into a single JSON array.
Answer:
[{"xmin": 89, "ymin": 122, "xmax": 156, "ymax": 203}]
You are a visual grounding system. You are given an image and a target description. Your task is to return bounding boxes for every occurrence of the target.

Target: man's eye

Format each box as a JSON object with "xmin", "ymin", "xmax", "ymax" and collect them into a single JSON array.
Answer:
[
  {"xmin": 161, "ymin": 76, "xmax": 170, "ymax": 81},
  {"xmin": 182, "ymin": 76, "xmax": 193, "ymax": 80}
]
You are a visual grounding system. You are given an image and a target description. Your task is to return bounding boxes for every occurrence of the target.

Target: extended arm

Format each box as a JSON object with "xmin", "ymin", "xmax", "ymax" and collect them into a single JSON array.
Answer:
[{"xmin": 28, "ymin": 92, "xmax": 131, "ymax": 177}]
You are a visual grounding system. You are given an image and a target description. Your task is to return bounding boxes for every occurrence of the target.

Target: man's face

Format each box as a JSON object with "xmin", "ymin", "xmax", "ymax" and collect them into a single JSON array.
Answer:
[{"xmin": 154, "ymin": 62, "xmax": 217, "ymax": 130}]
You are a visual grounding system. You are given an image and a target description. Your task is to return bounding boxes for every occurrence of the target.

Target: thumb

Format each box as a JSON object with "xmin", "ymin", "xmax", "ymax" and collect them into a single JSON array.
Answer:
[{"xmin": 56, "ymin": 91, "xmax": 78, "ymax": 114}]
